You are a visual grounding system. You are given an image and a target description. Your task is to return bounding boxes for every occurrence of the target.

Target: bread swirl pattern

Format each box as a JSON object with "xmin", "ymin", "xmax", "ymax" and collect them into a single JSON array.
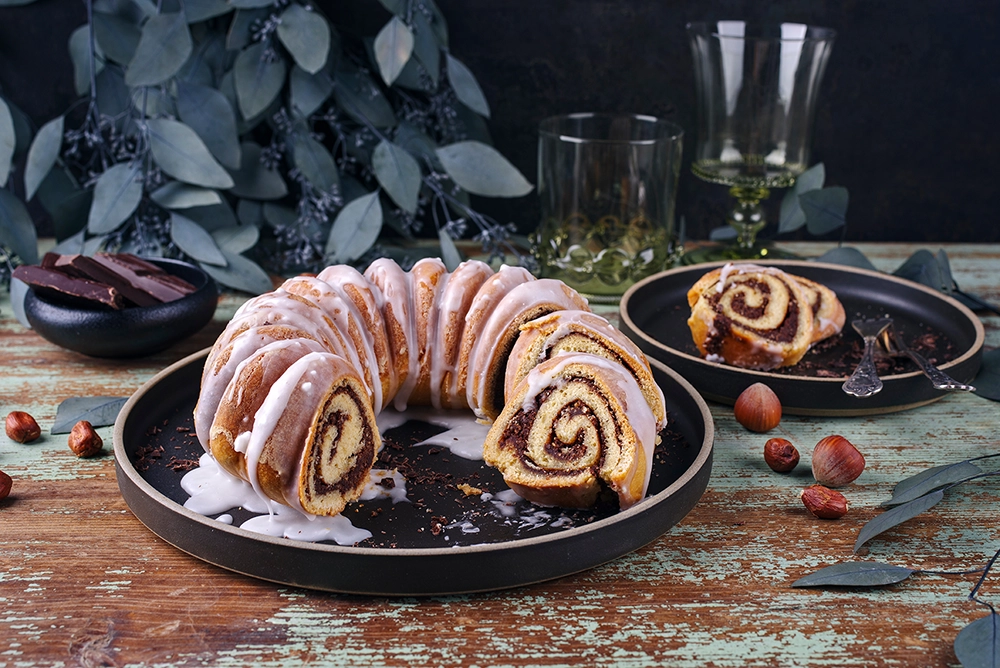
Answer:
[
  {"xmin": 196, "ymin": 259, "xmax": 666, "ymax": 516},
  {"xmin": 687, "ymin": 263, "xmax": 819, "ymax": 370}
]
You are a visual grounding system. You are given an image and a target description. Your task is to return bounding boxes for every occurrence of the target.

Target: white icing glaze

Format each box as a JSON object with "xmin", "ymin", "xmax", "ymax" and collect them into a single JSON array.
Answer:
[
  {"xmin": 365, "ymin": 258, "xmax": 420, "ymax": 411},
  {"xmin": 462, "ymin": 266, "xmax": 535, "ymax": 412},
  {"xmin": 468, "ymin": 278, "xmax": 586, "ymax": 418},
  {"xmin": 518, "ymin": 352, "xmax": 657, "ymax": 500}
]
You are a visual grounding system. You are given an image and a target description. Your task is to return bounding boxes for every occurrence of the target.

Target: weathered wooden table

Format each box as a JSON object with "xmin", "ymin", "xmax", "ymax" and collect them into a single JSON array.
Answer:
[{"xmin": 2, "ymin": 242, "xmax": 998, "ymax": 666}]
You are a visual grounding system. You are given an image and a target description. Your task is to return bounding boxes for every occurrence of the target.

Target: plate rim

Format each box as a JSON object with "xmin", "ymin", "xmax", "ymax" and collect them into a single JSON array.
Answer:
[
  {"xmin": 113, "ymin": 348, "xmax": 715, "ymax": 593},
  {"xmin": 620, "ymin": 259, "xmax": 985, "ymax": 390}
]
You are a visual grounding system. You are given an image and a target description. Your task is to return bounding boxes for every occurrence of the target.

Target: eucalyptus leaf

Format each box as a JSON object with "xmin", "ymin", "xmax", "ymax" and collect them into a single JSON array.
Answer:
[
  {"xmin": 233, "ymin": 42, "xmax": 287, "ymax": 120},
  {"xmin": 800, "ymin": 186, "xmax": 848, "ymax": 235},
  {"xmin": 854, "ymin": 490, "xmax": 944, "ymax": 553},
  {"xmin": 24, "ymin": 115, "xmax": 64, "ymax": 200},
  {"xmin": 93, "ymin": 10, "xmax": 140, "ymax": 65},
  {"xmin": 0, "ymin": 97, "xmax": 15, "ymax": 187},
  {"xmin": 291, "ymin": 133, "xmax": 339, "ymax": 193},
  {"xmin": 438, "ymin": 228, "xmax": 462, "ymax": 271},
  {"xmin": 151, "ymin": 182, "xmax": 222, "ymax": 209},
  {"xmin": 226, "ymin": 8, "xmax": 268, "ymax": 51},
  {"xmin": 373, "ymin": 16, "xmax": 413, "ymax": 87},
  {"xmin": 178, "ymin": 199, "xmax": 237, "ymax": 232},
  {"xmin": 229, "ymin": 141, "xmax": 288, "ymax": 200},
  {"xmin": 175, "ymin": 81, "xmax": 242, "ymax": 169},
  {"xmin": 229, "ymin": 0, "xmax": 272, "ymax": 7},
  {"xmin": 199, "ymin": 249, "xmax": 272, "ymax": 295},
  {"xmin": 36, "ymin": 168, "xmax": 91, "ymax": 242},
  {"xmin": 974, "ymin": 348, "xmax": 1000, "ymax": 401},
  {"xmin": 0, "ymin": 188, "xmax": 39, "ymax": 264},
  {"xmin": 184, "ymin": 0, "xmax": 232, "ymax": 23},
  {"xmin": 446, "ymin": 54, "xmax": 489, "ymax": 118},
  {"xmin": 262, "ymin": 202, "xmax": 297, "ymax": 229},
  {"xmin": 95, "ymin": 66, "xmax": 130, "ymax": 118},
  {"xmin": 394, "ymin": 121, "xmax": 442, "ymax": 169},
  {"xmin": 954, "ymin": 612, "xmax": 1000, "ymax": 668},
  {"xmin": 436, "ymin": 141, "xmax": 533, "ymax": 198},
  {"xmin": 778, "ymin": 162, "xmax": 825, "ymax": 233},
  {"xmin": 6, "ymin": 97, "xmax": 33, "ymax": 159},
  {"xmin": 51, "ymin": 397, "xmax": 128, "ymax": 434},
  {"xmin": 125, "ymin": 12, "xmax": 192, "ymax": 87},
  {"xmin": 372, "ymin": 140, "xmax": 421, "ymax": 214},
  {"xmin": 325, "ymin": 191, "xmax": 383, "ymax": 262},
  {"xmin": 170, "ymin": 213, "xmax": 227, "ymax": 265},
  {"xmin": 893, "ymin": 249, "xmax": 938, "ymax": 283},
  {"xmin": 212, "ymin": 224, "xmax": 259, "ymax": 254},
  {"xmin": 87, "ymin": 162, "xmax": 143, "ymax": 234},
  {"xmin": 791, "ymin": 561, "xmax": 915, "ymax": 588},
  {"xmin": 69, "ymin": 24, "xmax": 103, "ymax": 96},
  {"xmin": 277, "ymin": 3, "xmax": 330, "ymax": 75},
  {"xmin": 410, "ymin": 8, "xmax": 440, "ymax": 86},
  {"xmin": 290, "ymin": 65, "xmax": 334, "ymax": 118},
  {"xmin": 813, "ymin": 246, "xmax": 879, "ymax": 271},
  {"xmin": 333, "ymin": 66, "xmax": 396, "ymax": 128},
  {"xmin": 146, "ymin": 118, "xmax": 235, "ymax": 189},
  {"xmin": 885, "ymin": 461, "xmax": 982, "ymax": 507},
  {"xmin": 10, "ymin": 277, "xmax": 30, "ymax": 329},
  {"xmin": 236, "ymin": 199, "xmax": 263, "ymax": 227},
  {"xmin": 709, "ymin": 225, "xmax": 737, "ymax": 241}
]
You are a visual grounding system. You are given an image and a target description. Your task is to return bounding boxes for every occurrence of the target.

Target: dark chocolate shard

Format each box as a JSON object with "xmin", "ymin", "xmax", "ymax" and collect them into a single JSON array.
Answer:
[
  {"xmin": 53, "ymin": 253, "xmax": 196, "ymax": 307},
  {"xmin": 12, "ymin": 265, "xmax": 124, "ymax": 309}
]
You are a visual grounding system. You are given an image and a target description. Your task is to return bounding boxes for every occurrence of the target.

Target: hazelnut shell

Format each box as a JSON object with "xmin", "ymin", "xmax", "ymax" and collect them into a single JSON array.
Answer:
[
  {"xmin": 734, "ymin": 383, "xmax": 782, "ymax": 433},
  {"xmin": 812, "ymin": 435, "xmax": 866, "ymax": 487}
]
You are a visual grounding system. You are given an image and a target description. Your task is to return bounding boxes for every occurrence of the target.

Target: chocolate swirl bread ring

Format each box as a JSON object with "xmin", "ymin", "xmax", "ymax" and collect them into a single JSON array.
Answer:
[
  {"xmin": 483, "ymin": 352, "xmax": 659, "ymax": 509},
  {"xmin": 687, "ymin": 263, "xmax": 816, "ymax": 370}
]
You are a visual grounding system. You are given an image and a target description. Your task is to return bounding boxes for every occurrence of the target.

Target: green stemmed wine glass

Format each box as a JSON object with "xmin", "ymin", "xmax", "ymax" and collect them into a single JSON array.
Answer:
[{"xmin": 683, "ymin": 21, "xmax": 835, "ymax": 264}]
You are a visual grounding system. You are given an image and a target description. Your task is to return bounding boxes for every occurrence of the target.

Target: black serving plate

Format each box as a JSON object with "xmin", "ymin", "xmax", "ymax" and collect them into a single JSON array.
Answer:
[
  {"xmin": 620, "ymin": 260, "xmax": 985, "ymax": 416},
  {"xmin": 113, "ymin": 350, "xmax": 714, "ymax": 596},
  {"xmin": 23, "ymin": 258, "xmax": 217, "ymax": 358}
]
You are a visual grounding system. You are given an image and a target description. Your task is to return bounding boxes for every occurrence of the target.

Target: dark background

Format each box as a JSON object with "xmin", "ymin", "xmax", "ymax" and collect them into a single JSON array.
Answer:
[{"xmin": 1, "ymin": 1, "xmax": 998, "ymax": 243}]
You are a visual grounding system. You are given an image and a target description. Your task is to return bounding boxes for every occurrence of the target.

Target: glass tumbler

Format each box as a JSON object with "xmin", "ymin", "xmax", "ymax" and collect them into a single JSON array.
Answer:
[{"xmin": 533, "ymin": 113, "xmax": 684, "ymax": 302}]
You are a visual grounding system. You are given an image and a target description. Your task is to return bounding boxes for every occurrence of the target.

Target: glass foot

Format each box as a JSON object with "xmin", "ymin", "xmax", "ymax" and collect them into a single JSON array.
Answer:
[{"xmin": 680, "ymin": 243, "xmax": 800, "ymax": 266}]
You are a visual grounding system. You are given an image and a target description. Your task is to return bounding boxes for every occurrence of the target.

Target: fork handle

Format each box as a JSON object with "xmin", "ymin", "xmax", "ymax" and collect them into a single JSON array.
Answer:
[
  {"xmin": 903, "ymin": 349, "xmax": 976, "ymax": 392},
  {"xmin": 843, "ymin": 336, "xmax": 884, "ymax": 397}
]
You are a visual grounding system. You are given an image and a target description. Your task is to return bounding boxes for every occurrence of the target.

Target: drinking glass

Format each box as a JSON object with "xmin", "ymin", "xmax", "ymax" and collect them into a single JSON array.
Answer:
[
  {"xmin": 684, "ymin": 21, "xmax": 835, "ymax": 263},
  {"xmin": 533, "ymin": 113, "xmax": 684, "ymax": 302}
]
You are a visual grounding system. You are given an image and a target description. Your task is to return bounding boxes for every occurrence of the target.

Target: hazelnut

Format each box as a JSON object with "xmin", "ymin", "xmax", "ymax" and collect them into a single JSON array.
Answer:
[
  {"xmin": 764, "ymin": 437, "xmax": 800, "ymax": 473},
  {"xmin": 800, "ymin": 484, "xmax": 849, "ymax": 519},
  {"xmin": 734, "ymin": 383, "xmax": 782, "ymax": 432},
  {"xmin": 6, "ymin": 411, "xmax": 41, "ymax": 443},
  {"xmin": 0, "ymin": 470, "xmax": 11, "ymax": 501},
  {"xmin": 811, "ymin": 435, "xmax": 866, "ymax": 487},
  {"xmin": 68, "ymin": 420, "xmax": 103, "ymax": 458}
]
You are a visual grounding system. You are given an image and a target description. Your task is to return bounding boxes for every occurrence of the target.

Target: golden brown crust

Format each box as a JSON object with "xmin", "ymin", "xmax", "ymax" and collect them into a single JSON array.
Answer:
[
  {"xmin": 792, "ymin": 275, "xmax": 846, "ymax": 342},
  {"xmin": 687, "ymin": 264, "xmax": 815, "ymax": 370}
]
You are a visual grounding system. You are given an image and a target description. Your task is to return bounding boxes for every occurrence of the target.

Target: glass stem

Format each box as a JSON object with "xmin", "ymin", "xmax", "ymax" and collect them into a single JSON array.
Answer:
[{"xmin": 728, "ymin": 186, "xmax": 770, "ymax": 249}]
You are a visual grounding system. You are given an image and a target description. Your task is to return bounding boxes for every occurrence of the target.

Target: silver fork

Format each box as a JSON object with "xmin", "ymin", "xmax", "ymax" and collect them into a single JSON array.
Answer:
[
  {"xmin": 843, "ymin": 317, "xmax": 893, "ymax": 397},
  {"xmin": 880, "ymin": 326, "xmax": 976, "ymax": 392}
]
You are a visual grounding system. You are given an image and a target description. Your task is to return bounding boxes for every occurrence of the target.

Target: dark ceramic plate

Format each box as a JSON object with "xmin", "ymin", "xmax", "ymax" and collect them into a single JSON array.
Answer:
[
  {"xmin": 620, "ymin": 260, "xmax": 984, "ymax": 416},
  {"xmin": 23, "ymin": 258, "xmax": 217, "ymax": 358},
  {"xmin": 113, "ymin": 350, "xmax": 714, "ymax": 596}
]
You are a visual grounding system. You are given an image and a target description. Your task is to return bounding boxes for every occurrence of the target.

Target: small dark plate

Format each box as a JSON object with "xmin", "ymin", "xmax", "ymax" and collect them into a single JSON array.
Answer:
[
  {"xmin": 620, "ymin": 260, "xmax": 985, "ymax": 416},
  {"xmin": 23, "ymin": 258, "xmax": 217, "ymax": 358},
  {"xmin": 113, "ymin": 350, "xmax": 714, "ymax": 596}
]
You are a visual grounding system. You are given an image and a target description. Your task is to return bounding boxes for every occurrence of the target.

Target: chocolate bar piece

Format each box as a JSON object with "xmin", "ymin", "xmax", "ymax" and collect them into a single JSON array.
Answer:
[
  {"xmin": 54, "ymin": 253, "xmax": 196, "ymax": 307},
  {"xmin": 12, "ymin": 265, "xmax": 124, "ymax": 309}
]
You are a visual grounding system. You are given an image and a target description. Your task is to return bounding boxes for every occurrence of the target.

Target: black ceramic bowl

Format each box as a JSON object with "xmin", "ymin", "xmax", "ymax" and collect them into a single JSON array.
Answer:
[{"xmin": 23, "ymin": 258, "xmax": 218, "ymax": 358}]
